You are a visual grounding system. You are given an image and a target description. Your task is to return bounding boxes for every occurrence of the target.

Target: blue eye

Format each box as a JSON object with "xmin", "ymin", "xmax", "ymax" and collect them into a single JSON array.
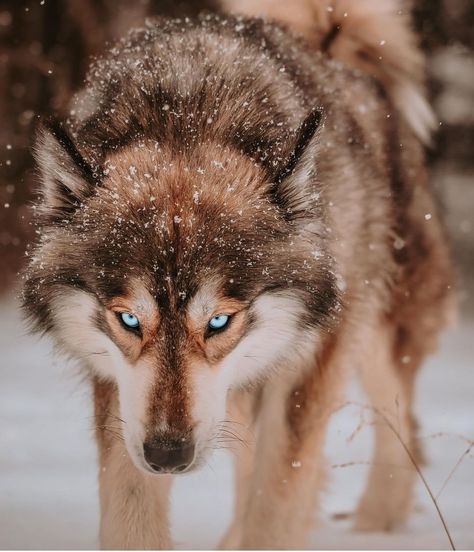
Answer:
[
  {"xmin": 120, "ymin": 312, "xmax": 140, "ymax": 330},
  {"xmin": 208, "ymin": 314, "xmax": 230, "ymax": 331}
]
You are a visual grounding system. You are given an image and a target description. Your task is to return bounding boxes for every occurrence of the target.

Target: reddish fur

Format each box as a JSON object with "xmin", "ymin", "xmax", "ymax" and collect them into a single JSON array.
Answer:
[{"xmin": 22, "ymin": 8, "xmax": 454, "ymax": 549}]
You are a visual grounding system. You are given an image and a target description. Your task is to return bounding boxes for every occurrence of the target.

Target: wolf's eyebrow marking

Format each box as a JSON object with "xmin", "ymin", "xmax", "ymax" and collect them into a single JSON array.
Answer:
[{"xmin": 186, "ymin": 279, "xmax": 222, "ymax": 322}]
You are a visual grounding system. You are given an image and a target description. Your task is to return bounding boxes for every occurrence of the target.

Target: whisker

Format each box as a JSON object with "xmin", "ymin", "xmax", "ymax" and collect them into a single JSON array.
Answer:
[
  {"xmin": 75, "ymin": 351, "xmax": 109, "ymax": 360},
  {"xmin": 216, "ymin": 427, "xmax": 252, "ymax": 448},
  {"xmin": 94, "ymin": 425, "xmax": 125, "ymax": 432},
  {"xmin": 100, "ymin": 428, "xmax": 125, "ymax": 443}
]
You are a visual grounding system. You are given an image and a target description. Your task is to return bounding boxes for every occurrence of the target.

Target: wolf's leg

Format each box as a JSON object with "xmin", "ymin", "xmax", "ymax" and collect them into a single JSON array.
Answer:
[
  {"xmin": 236, "ymin": 339, "xmax": 344, "ymax": 549},
  {"xmin": 354, "ymin": 324, "xmax": 418, "ymax": 531},
  {"xmin": 219, "ymin": 388, "xmax": 259, "ymax": 549},
  {"xmin": 94, "ymin": 379, "xmax": 173, "ymax": 550}
]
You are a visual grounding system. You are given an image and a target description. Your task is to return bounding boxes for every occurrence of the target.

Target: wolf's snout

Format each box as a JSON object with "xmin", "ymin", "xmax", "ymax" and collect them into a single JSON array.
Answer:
[{"xmin": 143, "ymin": 435, "xmax": 195, "ymax": 474}]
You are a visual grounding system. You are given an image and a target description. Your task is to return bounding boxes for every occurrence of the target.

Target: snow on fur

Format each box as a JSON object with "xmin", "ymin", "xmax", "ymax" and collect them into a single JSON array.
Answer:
[{"xmin": 223, "ymin": 0, "xmax": 436, "ymax": 144}]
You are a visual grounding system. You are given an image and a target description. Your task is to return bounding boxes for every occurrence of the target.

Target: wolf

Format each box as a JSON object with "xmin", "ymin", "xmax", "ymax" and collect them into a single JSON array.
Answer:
[{"xmin": 22, "ymin": 0, "xmax": 454, "ymax": 548}]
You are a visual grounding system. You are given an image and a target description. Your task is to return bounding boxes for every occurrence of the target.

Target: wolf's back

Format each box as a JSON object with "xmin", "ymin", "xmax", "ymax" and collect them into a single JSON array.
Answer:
[{"xmin": 221, "ymin": 0, "xmax": 435, "ymax": 145}]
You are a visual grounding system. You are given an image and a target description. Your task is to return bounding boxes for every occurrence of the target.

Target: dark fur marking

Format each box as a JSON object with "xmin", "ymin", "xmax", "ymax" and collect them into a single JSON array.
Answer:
[
  {"xmin": 54, "ymin": 179, "xmax": 81, "ymax": 208},
  {"xmin": 43, "ymin": 118, "xmax": 98, "ymax": 184},
  {"xmin": 320, "ymin": 24, "xmax": 341, "ymax": 53},
  {"xmin": 274, "ymin": 109, "xmax": 321, "ymax": 185},
  {"xmin": 145, "ymin": 317, "xmax": 193, "ymax": 433},
  {"xmin": 93, "ymin": 310, "xmax": 116, "ymax": 344}
]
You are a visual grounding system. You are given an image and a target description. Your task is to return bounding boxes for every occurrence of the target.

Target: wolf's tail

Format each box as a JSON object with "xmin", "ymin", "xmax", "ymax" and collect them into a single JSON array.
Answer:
[{"xmin": 221, "ymin": 0, "xmax": 435, "ymax": 145}]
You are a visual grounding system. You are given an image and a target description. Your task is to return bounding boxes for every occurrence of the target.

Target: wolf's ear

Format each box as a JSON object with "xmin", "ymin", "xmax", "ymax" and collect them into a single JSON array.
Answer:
[
  {"xmin": 271, "ymin": 109, "xmax": 321, "ymax": 223},
  {"xmin": 34, "ymin": 120, "xmax": 97, "ymax": 220}
]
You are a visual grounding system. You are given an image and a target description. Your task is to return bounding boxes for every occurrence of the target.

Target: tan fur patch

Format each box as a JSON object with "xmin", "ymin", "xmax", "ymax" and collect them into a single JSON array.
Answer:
[
  {"xmin": 106, "ymin": 278, "xmax": 159, "ymax": 363},
  {"xmin": 187, "ymin": 287, "xmax": 249, "ymax": 364},
  {"xmin": 201, "ymin": 309, "xmax": 248, "ymax": 364}
]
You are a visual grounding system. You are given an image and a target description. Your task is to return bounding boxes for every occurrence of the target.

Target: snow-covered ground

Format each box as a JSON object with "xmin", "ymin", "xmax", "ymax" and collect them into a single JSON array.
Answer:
[{"xmin": 0, "ymin": 295, "xmax": 473, "ymax": 550}]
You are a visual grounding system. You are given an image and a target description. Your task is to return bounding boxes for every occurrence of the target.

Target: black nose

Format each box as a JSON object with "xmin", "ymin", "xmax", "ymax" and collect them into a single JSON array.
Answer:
[{"xmin": 143, "ymin": 436, "xmax": 195, "ymax": 474}]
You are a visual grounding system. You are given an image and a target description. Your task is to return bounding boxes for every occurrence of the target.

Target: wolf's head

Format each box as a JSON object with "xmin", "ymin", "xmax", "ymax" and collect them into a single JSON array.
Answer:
[{"xmin": 22, "ymin": 18, "xmax": 340, "ymax": 475}]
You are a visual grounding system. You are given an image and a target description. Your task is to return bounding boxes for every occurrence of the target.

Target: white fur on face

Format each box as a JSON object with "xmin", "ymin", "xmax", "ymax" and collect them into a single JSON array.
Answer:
[
  {"xmin": 49, "ymin": 290, "xmax": 120, "ymax": 380},
  {"xmin": 223, "ymin": 291, "xmax": 319, "ymax": 386},
  {"xmin": 115, "ymin": 357, "xmax": 157, "ymax": 472},
  {"xmin": 49, "ymin": 289, "xmax": 155, "ymax": 472},
  {"xmin": 189, "ymin": 290, "xmax": 319, "ymax": 462},
  {"xmin": 50, "ymin": 287, "xmax": 319, "ymax": 473}
]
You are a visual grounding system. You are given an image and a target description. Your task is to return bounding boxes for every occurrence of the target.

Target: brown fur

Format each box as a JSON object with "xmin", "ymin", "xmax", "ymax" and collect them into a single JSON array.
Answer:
[
  {"xmin": 22, "ymin": 5, "xmax": 454, "ymax": 550},
  {"xmin": 223, "ymin": 0, "xmax": 436, "ymax": 144}
]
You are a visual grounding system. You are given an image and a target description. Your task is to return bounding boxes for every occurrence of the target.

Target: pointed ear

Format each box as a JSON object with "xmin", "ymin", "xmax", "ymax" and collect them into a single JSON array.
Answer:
[
  {"xmin": 34, "ymin": 119, "xmax": 97, "ymax": 221},
  {"xmin": 272, "ymin": 109, "xmax": 322, "ymax": 222}
]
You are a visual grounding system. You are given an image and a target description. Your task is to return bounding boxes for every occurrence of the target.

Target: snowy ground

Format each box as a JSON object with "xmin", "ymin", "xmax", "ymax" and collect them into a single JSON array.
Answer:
[{"xmin": 0, "ymin": 295, "xmax": 473, "ymax": 550}]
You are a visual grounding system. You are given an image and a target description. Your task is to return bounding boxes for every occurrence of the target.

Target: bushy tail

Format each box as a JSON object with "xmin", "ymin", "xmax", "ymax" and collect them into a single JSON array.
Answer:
[{"xmin": 222, "ymin": 0, "xmax": 435, "ymax": 144}]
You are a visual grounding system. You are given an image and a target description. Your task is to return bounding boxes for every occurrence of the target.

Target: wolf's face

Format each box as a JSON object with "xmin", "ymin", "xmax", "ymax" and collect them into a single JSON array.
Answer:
[{"xmin": 23, "ymin": 111, "xmax": 338, "ymax": 474}]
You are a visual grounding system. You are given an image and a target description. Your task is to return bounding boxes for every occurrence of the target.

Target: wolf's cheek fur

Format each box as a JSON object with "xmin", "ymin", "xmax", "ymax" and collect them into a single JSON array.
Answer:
[
  {"xmin": 49, "ymin": 290, "xmax": 121, "ymax": 380},
  {"xmin": 49, "ymin": 290, "xmax": 152, "ymax": 463},
  {"xmin": 220, "ymin": 292, "xmax": 320, "ymax": 387},
  {"xmin": 190, "ymin": 292, "xmax": 320, "ymax": 450}
]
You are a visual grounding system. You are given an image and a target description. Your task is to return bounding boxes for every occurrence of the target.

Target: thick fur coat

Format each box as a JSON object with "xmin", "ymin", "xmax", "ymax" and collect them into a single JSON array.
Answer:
[{"xmin": 22, "ymin": 1, "xmax": 454, "ymax": 549}]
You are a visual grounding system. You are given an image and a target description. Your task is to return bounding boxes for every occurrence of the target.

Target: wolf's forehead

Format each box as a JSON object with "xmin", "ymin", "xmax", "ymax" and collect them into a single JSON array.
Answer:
[
  {"xmin": 101, "ymin": 139, "xmax": 268, "ymax": 199},
  {"xmin": 103, "ymin": 141, "xmax": 169, "ymax": 180},
  {"xmin": 118, "ymin": 276, "xmax": 225, "ymax": 318}
]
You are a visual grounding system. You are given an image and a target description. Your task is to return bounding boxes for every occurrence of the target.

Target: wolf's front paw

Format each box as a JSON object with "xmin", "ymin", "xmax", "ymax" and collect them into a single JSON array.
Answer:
[
  {"xmin": 218, "ymin": 522, "xmax": 242, "ymax": 550},
  {"xmin": 353, "ymin": 483, "xmax": 412, "ymax": 532}
]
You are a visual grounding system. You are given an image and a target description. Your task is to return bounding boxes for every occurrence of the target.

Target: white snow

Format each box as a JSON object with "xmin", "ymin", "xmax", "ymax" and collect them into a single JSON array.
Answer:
[{"xmin": 0, "ymin": 296, "xmax": 473, "ymax": 550}]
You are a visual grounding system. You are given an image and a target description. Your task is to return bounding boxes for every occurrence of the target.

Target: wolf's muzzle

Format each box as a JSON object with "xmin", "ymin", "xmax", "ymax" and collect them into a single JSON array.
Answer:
[{"xmin": 143, "ymin": 435, "xmax": 195, "ymax": 474}]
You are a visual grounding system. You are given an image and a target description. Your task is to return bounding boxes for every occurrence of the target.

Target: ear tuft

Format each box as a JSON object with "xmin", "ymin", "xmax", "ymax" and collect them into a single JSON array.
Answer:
[
  {"xmin": 271, "ymin": 109, "xmax": 321, "ymax": 222},
  {"xmin": 34, "ymin": 119, "xmax": 97, "ymax": 220}
]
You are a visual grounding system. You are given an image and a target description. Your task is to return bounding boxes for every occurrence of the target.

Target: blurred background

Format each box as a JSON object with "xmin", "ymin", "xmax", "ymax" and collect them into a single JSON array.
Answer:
[{"xmin": 0, "ymin": 1, "xmax": 473, "ymax": 550}]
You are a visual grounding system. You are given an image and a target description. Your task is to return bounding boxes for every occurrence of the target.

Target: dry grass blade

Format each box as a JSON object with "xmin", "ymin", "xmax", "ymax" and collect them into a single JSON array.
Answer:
[
  {"xmin": 436, "ymin": 440, "xmax": 474, "ymax": 500},
  {"xmin": 372, "ymin": 405, "xmax": 456, "ymax": 551}
]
